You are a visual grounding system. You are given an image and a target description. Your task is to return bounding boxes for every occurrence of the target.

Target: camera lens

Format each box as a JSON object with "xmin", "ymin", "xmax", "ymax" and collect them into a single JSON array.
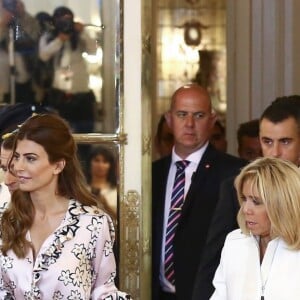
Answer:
[{"xmin": 55, "ymin": 18, "xmax": 74, "ymax": 34}]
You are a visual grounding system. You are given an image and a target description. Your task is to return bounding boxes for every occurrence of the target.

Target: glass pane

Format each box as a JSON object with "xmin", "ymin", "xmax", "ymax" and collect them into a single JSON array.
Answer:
[
  {"xmin": 155, "ymin": 0, "xmax": 226, "ymax": 129},
  {"xmin": 0, "ymin": 0, "xmax": 120, "ymax": 133},
  {"xmin": 77, "ymin": 140, "xmax": 120, "ymax": 281}
]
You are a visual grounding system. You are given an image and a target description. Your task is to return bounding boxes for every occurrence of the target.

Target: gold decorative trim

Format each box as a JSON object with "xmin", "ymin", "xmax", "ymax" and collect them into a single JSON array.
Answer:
[
  {"xmin": 120, "ymin": 190, "xmax": 141, "ymax": 299},
  {"xmin": 73, "ymin": 133, "xmax": 127, "ymax": 144},
  {"xmin": 142, "ymin": 135, "xmax": 152, "ymax": 155},
  {"xmin": 142, "ymin": 33, "xmax": 151, "ymax": 54}
]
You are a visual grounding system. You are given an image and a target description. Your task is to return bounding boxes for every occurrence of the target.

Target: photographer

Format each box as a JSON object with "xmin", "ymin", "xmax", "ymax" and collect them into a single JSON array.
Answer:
[
  {"xmin": 38, "ymin": 6, "xmax": 97, "ymax": 135},
  {"xmin": 0, "ymin": 0, "xmax": 40, "ymax": 103}
]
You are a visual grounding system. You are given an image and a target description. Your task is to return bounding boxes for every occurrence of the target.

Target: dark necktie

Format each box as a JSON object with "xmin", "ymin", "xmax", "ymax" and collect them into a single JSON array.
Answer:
[{"xmin": 164, "ymin": 160, "xmax": 190, "ymax": 285}]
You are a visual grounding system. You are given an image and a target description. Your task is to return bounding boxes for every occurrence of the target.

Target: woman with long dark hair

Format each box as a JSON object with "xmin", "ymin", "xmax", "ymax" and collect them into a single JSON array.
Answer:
[
  {"xmin": 87, "ymin": 145, "xmax": 118, "ymax": 222},
  {"xmin": 0, "ymin": 114, "xmax": 130, "ymax": 299}
]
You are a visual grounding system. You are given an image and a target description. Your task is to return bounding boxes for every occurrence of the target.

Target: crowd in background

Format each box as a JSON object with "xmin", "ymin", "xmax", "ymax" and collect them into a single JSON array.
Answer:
[
  {"xmin": 153, "ymin": 87, "xmax": 300, "ymax": 300},
  {"xmin": 0, "ymin": 0, "xmax": 96, "ymax": 135}
]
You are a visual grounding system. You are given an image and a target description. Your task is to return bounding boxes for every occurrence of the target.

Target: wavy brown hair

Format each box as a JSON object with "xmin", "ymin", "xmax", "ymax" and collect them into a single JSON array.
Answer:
[{"xmin": 1, "ymin": 114, "xmax": 97, "ymax": 258}]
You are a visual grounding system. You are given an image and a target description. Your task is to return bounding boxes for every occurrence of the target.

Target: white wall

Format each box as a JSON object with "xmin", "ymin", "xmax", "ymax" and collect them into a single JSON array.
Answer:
[
  {"xmin": 25, "ymin": 0, "xmax": 98, "ymax": 23},
  {"xmin": 227, "ymin": 0, "xmax": 300, "ymax": 155}
]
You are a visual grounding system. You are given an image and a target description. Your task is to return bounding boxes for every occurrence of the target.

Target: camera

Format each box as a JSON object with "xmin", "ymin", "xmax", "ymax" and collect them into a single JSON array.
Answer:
[
  {"xmin": 2, "ymin": 0, "xmax": 17, "ymax": 14},
  {"xmin": 55, "ymin": 17, "xmax": 74, "ymax": 34}
]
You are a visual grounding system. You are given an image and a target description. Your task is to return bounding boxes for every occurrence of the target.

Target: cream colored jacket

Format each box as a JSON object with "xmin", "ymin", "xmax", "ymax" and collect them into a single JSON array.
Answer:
[{"xmin": 211, "ymin": 229, "xmax": 300, "ymax": 300}]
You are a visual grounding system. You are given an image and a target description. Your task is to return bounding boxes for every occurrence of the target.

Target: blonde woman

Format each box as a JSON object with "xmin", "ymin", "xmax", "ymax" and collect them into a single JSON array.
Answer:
[{"xmin": 211, "ymin": 157, "xmax": 300, "ymax": 300}]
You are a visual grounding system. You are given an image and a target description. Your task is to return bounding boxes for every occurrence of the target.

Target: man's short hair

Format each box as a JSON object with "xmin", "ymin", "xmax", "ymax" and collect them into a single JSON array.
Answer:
[
  {"xmin": 156, "ymin": 114, "xmax": 168, "ymax": 142},
  {"xmin": 237, "ymin": 119, "xmax": 259, "ymax": 147},
  {"xmin": 260, "ymin": 95, "xmax": 300, "ymax": 129},
  {"xmin": 214, "ymin": 120, "xmax": 225, "ymax": 135}
]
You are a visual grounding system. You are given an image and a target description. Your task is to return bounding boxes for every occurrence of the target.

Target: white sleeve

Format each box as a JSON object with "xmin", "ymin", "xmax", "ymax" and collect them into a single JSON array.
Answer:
[
  {"xmin": 91, "ymin": 214, "xmax": 131, "ymax": 300},
  {"xmin": 210, "ymin": 238, "xmax": 228, "ymax": 300},
  {"xmin": 39, "ymin": 33, "xmax": 63, "ymax": 62}
]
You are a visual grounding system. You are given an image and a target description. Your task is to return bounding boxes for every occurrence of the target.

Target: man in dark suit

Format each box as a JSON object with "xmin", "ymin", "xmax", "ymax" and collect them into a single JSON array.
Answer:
[
  {"xmin": 152, "ymin": 84, "xmax": 246, "ymax": 300},
  {"xmin": 191, "ymin": 95, "xmax": 300, "ymax": 300}
]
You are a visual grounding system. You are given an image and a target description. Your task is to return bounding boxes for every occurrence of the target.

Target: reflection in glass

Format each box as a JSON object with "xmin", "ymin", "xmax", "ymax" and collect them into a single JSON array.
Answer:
[
  {"xmin": 155, "ymin": 0, "xmax": 226, "ymax": 122},
  {"xmin": 78, "ymin": 141, "xmax": 120, "ymax": 284},
  {"xmin": 85, "ymin": 144, "xmax": 119, "ymax": 224},
  {"xmin": 0, "ymin": 0, "xmax": 120, "ymax": 134},
  {"xmin": 0, "ymin": 0, "xmax": 128, "ymax": 293}
]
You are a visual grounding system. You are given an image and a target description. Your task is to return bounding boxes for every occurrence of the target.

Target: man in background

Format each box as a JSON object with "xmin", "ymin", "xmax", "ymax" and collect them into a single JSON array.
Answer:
[
  {"xmin": 237, "ymin": 119, "xmax": 262, "ymax": 161},
  {"xmin": 0, "ymin": 131, "xmax": 18, "ymax": 205},
  {"xmin": 154, "ymin": 114, "xmax": 174, "ymax": 158},
  {"xmin": 259, "ymin": 96, "xmax": 300, "ymax": 165},
  {"xmin": 209, "ymin": 119, "xmax": 227, "ymax": 153},
  {"xmin": 152, "ymin": 84, "xmax": 246, "ymax": 300}
]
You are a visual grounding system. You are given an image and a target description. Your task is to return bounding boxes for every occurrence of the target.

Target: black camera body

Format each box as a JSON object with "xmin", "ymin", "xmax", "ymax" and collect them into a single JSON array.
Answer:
[
  {"xmin": 55, "ymin": 18, "xmax": 74, "ymax": 35},
  {"xmin": 2, "ymin": 0, "xmax": 17, "ymax": 15}
]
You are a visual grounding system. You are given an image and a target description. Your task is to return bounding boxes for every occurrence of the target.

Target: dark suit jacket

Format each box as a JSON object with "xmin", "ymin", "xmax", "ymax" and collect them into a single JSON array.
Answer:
[
  {"xmin": 191, "ymin": 176, "xmax": 241, "ymax": 300},
  {"xmin": 152, "ymin": 144, "xmax": 247, "ymax": 300}
]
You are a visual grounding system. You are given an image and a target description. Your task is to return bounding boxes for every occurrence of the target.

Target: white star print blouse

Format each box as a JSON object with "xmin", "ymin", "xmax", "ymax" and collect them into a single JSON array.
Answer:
[{"xmin": 0, "ymin": 199, "xmax": 130, "ymax": 299}]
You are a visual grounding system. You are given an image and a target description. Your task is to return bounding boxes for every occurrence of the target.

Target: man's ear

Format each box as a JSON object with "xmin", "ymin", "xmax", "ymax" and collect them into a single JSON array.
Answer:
[
  {"xmin": 210, "ymin": 112, "xmax": 217, "ymax": 127},
  {"xmin": 165, "ymin": 111, "xmax": 172, "ymax": 128},
  {"xmin": 53, "ymin": 159, "xmax": 66, "ymax": 175}
]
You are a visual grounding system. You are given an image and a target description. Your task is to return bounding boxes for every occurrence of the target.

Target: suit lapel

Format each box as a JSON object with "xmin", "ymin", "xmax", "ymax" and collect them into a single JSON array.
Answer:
[
  {"xmin": 155, "ymin": 156, "xmax": 172, "ymax": 243},
  {"xmin": 180, "ymin": 145, "xmax": 217, "ymax": 220}
]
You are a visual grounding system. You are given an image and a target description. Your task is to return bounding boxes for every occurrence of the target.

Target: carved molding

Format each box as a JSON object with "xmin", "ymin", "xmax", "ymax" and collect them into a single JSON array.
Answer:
[
  {"xmin": 142, "ymin": 135, "xmax": 152, "ymax": 155},
  {"xmin": 142, "ymin": 33, "xmax": 151, "ymax": 54},
  {"xmin": 73, "ymin": 133, "xmax": 127, "ymax": 144},
  {"xmin": 119, "ymin": 190, "xmax": 141, "ymax": 299}
]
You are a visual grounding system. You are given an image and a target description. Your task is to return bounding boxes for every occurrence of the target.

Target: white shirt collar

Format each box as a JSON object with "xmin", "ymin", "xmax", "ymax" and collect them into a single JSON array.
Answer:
[{"xmin": 171, "ymin": 141, "xmax": 209, "ymax": 165}]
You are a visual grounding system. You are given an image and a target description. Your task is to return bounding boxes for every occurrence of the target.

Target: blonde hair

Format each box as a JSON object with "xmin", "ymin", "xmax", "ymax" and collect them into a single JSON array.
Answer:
[{"xmin": 235, "ymin": 157, "xmax": 300, "ymax": 250}]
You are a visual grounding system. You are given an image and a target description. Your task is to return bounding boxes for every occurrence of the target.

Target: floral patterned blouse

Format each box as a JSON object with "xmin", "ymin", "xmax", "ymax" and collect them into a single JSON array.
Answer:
[{"xmin": 0, "ymin": 199, "xmax": 130, "ymax": 299}]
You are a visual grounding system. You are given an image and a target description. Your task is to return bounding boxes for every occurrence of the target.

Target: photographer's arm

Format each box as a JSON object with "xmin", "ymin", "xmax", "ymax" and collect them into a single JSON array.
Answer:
[{"xmin": 38, "ymin": 33, "xmax": 65, "ymax": 62}]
